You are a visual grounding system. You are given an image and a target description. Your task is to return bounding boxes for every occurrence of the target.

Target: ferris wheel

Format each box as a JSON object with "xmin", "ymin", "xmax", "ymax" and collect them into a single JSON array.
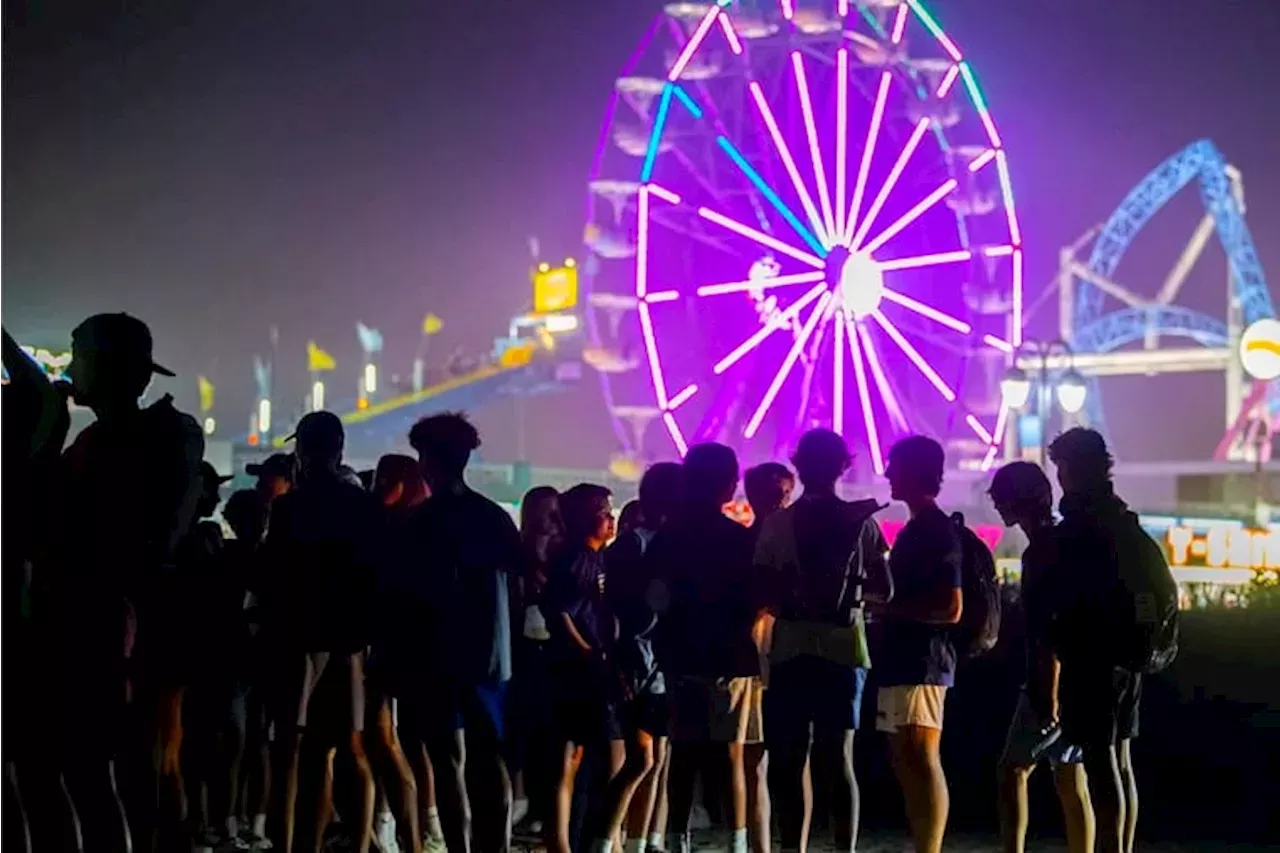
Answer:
[{"xmin": 582, "ymin": 0, "xmax": 1023, "ymax": 475}]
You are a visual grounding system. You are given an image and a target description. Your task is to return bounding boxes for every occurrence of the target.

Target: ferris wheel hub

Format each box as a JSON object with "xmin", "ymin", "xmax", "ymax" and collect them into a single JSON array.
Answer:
[{"xmin": 827, "ymin": 247, "xmax": 884, "ymax": 320}]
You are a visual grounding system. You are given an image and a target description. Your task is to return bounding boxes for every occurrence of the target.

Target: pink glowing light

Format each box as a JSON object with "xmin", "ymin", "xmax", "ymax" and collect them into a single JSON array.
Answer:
[
  {"xmin": 861, "ymin": 178, "xmax": 958, "ymax": 255},
  {"xmin": 843, "ymin": 72, "xmax": 891, "ymax": 247},
  {"xmin": 648, "ymin": 183, "xmax": 682, "ymax": 205},
  {"xmin": 792, "ymin": 53, "xmax": 836, "ymax": 240},
  {"xmin": 936, "ymin": 64, "xmax": 961, "ymax": 97},
  {"xmin": 645, "ymin": 290, "xmax": 680, "ymax": 303},
  {"xmin": 635, "ymin": 187, "xmax": 651, "ymax": 297},
  {"xmin": 663, "ymin": 412, "xmax": 689, "ymax": 456},
  {"xmin": 880, "ymin": 289, "xmax": 971, "ymax": 334},
  {"xmin": 965, "ymin": 414, "xmax": 994, "ymax": 445},
  {"xmin": 848, "ymin": 317, "xmax": 886, "ymax": 474},
  {"xmin": 1011, "ymin": 248, "xmax": 1024, "ymax": 346},
  {"xmin": 637, "ymin": 301, "xmax": 670, "ymax": 409},
  {"xmin": 968, "ymin": 149, "xmax": 997, "ymax": 172},
  {"xmin": 982, "ymin": 334, "xmax": 1014, "ymax": 354},
  {"xmin": 717, "ymin": 12, "xmax": 743, "ymax": 55},
  {"xmin": 748, "ymin": 81, "xmax": 828, "ymax": 246},
  {"xmin": 668, "ymin": 6, "xmax": 721, "ymax": 82},
  {"xmin": 989, "ymin": 403, "xmax": 1010, "ymax": 451},
  {"xmin": 833, "ymin": 312, "xmax": 845, "ymax": 435},
  {"xmin": 838, "ymin": 0, "xmax": 850, "ymax": 17},
  {"xmin": 849, "ymin": 117, "xmax": 931, "ymax": 250},
  {"xmin": 696, "ymin": 270, "xmax": 825, "ymax": 297},
  {"xmin": 669, "ymin": 383, "xmax": 698, "ymax": 411},
  {"xmin": 858, "ymin": 323, "xmax": 908, "ymax": 433},
  {"xmin": 835, "ymin": 48, "xmax": 849, "ymax": 242},
  {"xmin": 698, "ymin": 206, "xmax": 826, "ymax": 269},
  {"xmin": 869, "ymin": 310, "xmax": 956, "ymax": 402},
  {"xmin": 714, "ymin": 283, "xmax": 826, "ymax": 375},
  {"xmin": 779, "ymin": 0, "xmax": 795, "ymax": 22},
  {"xmin": 878, "ymin": 249, "xmax": 971, "ymax": 271},
  {"xmin": 906, "ymin": 0, "xmax": 962, "ymax": 61},
  {"xmin": 745, "ymin": 292, "xmax": 832, "ymax": 438},
  {"xmin": 890, "ymin": 3, "xmax": 910, "ymax": 44},
  {"xmin": 981, "ymin": 444, "xmax": 1000, "ymax": 471},
  {"xmin": 984, "ymin": 244, "xmax": 1015, "ymax": 257},
  {"xmin": 995, "ymin": 151, "xmax": 1022, "ymax": 246}
]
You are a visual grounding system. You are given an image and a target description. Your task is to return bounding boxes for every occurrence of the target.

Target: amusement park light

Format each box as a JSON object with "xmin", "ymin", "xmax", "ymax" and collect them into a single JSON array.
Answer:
[
  {"xmin": 203, "ymin": 416, "xmax": 217, "ymax": 436},
  {"xmin": 1055, "ymin": 369, "xmax": 1088, "ymax": 414},
  {"xmin": 1000, "ymin": 365, "xmax": 1032, "ymax": 410}
]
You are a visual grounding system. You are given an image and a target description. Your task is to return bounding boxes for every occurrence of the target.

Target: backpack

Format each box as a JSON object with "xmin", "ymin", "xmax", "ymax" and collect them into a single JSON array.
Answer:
[
  {"xmin": 951, "ymin": 512, "xmax": 1001, "ymax": 658},
  {"xmin": 1108, "ymin": 515, "xmax": 1179, "ymax": 673}
]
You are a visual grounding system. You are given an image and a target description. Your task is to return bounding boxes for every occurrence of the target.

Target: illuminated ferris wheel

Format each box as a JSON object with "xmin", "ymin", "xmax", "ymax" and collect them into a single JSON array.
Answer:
[{"xmin": 582, "ymin": 0, "xmax": 1023, "ymax": 475}]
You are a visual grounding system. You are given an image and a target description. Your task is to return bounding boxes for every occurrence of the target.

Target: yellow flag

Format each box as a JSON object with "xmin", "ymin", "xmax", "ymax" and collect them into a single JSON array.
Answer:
[
  {"xmin": 422, "ymin": 313, "xmax": 444, "ymax": 336},
  {"xmin": 197, "ymin": 376, "xmax": 215, "ymax": 413},
  {"xmin": 307, "ymin": 341, "xmax": 337, "ymax": 372}
]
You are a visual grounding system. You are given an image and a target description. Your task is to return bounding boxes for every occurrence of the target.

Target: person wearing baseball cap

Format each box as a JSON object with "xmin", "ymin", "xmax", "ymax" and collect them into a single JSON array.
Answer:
[
  {"xmin": 246, "ymin": 453, "xmax": 295, "ymax": 503},
  {"xmin": 260, "ymin": 410, "xmax": 378, "ymax": 850}
]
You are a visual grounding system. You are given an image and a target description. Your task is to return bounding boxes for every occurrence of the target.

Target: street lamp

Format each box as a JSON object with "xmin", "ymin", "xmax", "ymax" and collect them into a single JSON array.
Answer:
[{"xmin": 1000, "ymin": 339, "xmax": 1087, "ymax": 458}]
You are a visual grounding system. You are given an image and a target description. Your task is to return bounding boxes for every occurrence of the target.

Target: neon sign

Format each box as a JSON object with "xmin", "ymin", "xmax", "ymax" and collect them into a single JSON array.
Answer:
[{"xmin": 1140, "ymin": 515, "xmax": 1280, "ymax": 574}]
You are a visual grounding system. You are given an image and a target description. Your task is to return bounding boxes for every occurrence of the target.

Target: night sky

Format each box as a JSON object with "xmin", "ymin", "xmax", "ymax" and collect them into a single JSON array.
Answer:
[{"xmin": 5, "ymin": 0, "xmax": 1278, "ymax": 467}]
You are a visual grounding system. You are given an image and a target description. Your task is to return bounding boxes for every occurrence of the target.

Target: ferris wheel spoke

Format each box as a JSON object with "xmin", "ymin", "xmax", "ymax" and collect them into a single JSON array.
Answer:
[
  {"xmin": 880, "ymin": 289, "xmax": 972, "ymax": 334},
  {"xmin": 965, "ymin": 414, "xmax": 993, "ymax": 445},
  {"xmin": 834, "ymin": 48, "xmax": 848, "ymax": 242},
  {"xmin": 981, "ymin": 405, "xmax": 1011, "ymax": 471},
  {"xmin": 748, "ymin": 81, "xmax": 829, "ymax": 248},
  {"xmin": 714, "ymin": 283, "xmax": 827, "ymax": 375},
  {"xmin": 697, "ymin": 207, "xmax": 826, "ymax": 269},
  {"xmin": 833, "ymin": 311, "xmax": 845, "ymax": 435},
  {"xmin": 878, "ymin": 250, "xmax": 971, "ymax": 271},
  {"xmin": 857, "ymin": 322, "xmax": 909, "ymax": 433},
  {"xmin": 791, "ymin": 53, "xmax": 836, "ymax": 241},
  {"xmin": 848, "ymin": 117, "xmax": 932, "ymax": 251},
  {"xmin": 847, "ymin": 316, "xmax": 885, "ymax": 475},
  {"xmin": 696, "ymin": 270, "xmax": 826, "ymax": 297},
  {"xmin": 868, "ymin": 310, "xmax": 957, "ymax": 402},
  {"xmin": 860, "ymin": 178, "xmax": 959, "ymax": 256},
  {"xmin": 841, "ymin": 71, "xmax": 891, "ymax": 247},
  {"xmin": 715, "ymin": 138, "xmax": 827, "ymax": 257},
  {"xmin": 744, "ymin": 292, "xmax": 833, "ymax": 439}
]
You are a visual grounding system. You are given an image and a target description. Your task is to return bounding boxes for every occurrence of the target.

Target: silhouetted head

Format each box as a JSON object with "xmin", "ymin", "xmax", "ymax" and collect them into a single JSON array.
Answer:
[
  {"xmin": 886, "ymin": 435, "xmax": 945, "ymax": 503},
  {"xmin": 744, "ymin": 461, "xmax": 795, "ymax": 522},
  {"xmin": 1047, "ymin": 427, "xmax": 1113, "ymax": 497},
  {"xmin": 520, "ymin": 486, "xmax": 562, "ymax": 539},
  {"xmin": 66, "ymin": 314, "xmax": 173, "ymax": 412},
  {"xmin": 791, "ymin": 428, "xmax": 850, "ymax": 492},
  {"xmin": 246, "ymin": 452, "xmax": 294, "ymax": 502},
  {"xmin": 290, "ymin": 411, "xmax": 345, "ymax": 481},
  {"xmin": 196, "ymin": 460, "xmax": 233, "ymax": 518},
  {"xmin": 989, "ymin": 461, "xmax": 1053, "ymax": 529},
  {"xmin": 374, "ymin": 453, "xmax": 428, "ymax": 511},
  {"xmin": 409, "ymin": 411, "xmax": 480, "ymax": 489},
  {"xmin": 223, "ymin": 488, "xmax": 267, "ymax": 544},
  {"xmin": 617, "ymin": 499, "xmax": 643, "ymax": 538},
  {"xmin": 682, "ymin": 442, "xmax": 740, "ymax": 509},
  {"xmin": 560, "ymin": 483, "xmax": 615, "ymax": 550},
  {"xmin": 638, "ymin": 461, "xmax": 684, "ymax": 530}
]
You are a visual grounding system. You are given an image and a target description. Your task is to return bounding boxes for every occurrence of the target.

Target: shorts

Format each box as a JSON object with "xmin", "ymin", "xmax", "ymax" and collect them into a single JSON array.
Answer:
[
  {"xmin": 621, "ymin": 691, "xmax": 670, "ymax": 739},
  {"xmin": 668, "ymin": 675, "xmax": 761, "ymax": 744},
  {"xmin": 765, "ymin": 657, "xmax": 867, "ymax": 751},
  {"xmin": 1058, "ymin": 666, "xmax": 1142, "ymax": 750},
  {"xmin": 297, "ymin": 651, "xmax": 367, "ymax": 734},
  {"xmin": 399, "ymin": 678, "xmax": 508, "ymax": 750},
  {"xmin": 1000, "ymin": 691, "xmax": 1082, "ymax": 768},
  {"xmin": 551, "ymin": 683, "xmax": 622, "ymax": 746},
  {"xmin": 875, "ymin": 684, "xmax": 947, "ymax": 733}
]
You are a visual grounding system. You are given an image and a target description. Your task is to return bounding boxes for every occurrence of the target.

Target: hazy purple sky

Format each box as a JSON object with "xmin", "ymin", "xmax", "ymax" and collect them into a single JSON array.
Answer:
[{"xmin": 5, "ymin": 0, "xmax": 1278, "ymax": 466}]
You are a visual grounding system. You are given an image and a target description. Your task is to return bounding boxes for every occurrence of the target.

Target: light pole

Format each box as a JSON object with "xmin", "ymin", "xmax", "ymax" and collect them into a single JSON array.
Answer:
[{"xmin": 1000, "ymin": 339, "xmax": 1088, "ymax": 461}]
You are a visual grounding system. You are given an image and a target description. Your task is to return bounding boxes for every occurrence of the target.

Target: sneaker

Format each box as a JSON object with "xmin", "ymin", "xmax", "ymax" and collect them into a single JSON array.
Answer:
[
  {"xmin": 423, "ymin": 833, "xmax": 448, "ymax": 853},
  {"xmin": 511, "ymin": 797, "xmax": 529, "ymax": 827},
  {"xmin": 242, "ymin": 833, "xmax": 273, "ymax": 851},
  {"xmin": 375, "ymin": 813, "xmax": 399, "ymax": 853}
]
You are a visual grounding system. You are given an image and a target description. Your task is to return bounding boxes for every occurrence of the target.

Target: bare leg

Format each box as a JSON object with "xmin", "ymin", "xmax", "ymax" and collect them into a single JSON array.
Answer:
[
  {"xmin": 464, "ymin": 728, "xmax": 511, "ymax": 853},
  {"xmin": 743, "ymin": 745, "xmax": 769, "ymax": 853},
  {"xmin": 347, "ymin": 732, "xmax": 378, "ymax": 853},
  {"xmin": 647, "ymin": 742, "xmax": 671, "ymax": 850},
  {"xmin": 822, "ymin": 731, "xmax": 858, "ymax": 853},
  {"xmin": 888, "ymin": 726, "xmax": 948, "ymax": 853},
  {"xmin": 368, "ymin": 704, "xmax": 421, "ymax": 853},
  {"xmin": 1117, "ymin": 739, "xmax": 1137, "ymax": 853},
  {"xmin": 548, "ymin": 743, "xmax": 583, "ymax": 853},
  {"xmin": 64, "ymin": 760, "xmax": 132, "ymax": 853},
  {"xmin": 1052, "ymin": 763, "xmax": 1095, "ymax": 853},
  {"xmin": 427, "ymin": 730, "xmax": 470, "ymax": 853},
  {"xmin": 997, "ymin": 762, "xmax": 1033, "ymax": 853},
  {"xmin": 627, "ymin": 737, "xmax": 668, "ymax": 847},
  {"xmin": 593, "ymin": 733, "xmax": 656, "ymax": 848},
  {"xmin": 1082, "ymin": 746, "xmax": 1124, "ymax": 853}
]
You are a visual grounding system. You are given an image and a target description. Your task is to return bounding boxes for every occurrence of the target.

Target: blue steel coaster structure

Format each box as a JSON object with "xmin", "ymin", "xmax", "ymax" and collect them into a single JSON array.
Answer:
[{"xmin": 1067, "ymin": 139, "xmax": 1275, "ymax": 430}]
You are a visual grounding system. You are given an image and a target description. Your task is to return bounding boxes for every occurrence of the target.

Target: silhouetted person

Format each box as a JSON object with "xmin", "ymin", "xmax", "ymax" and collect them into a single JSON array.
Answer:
[
  {"xmin": 246, "ymin": 452, "xmax": 294, "ymax": 505},
  {"xmin": 58, "ymin": 313, "xmax": 204, "ymax": 853},
  {"xmin": 406, "ymin": 411, "xmax": 522, "ymax": 853}
]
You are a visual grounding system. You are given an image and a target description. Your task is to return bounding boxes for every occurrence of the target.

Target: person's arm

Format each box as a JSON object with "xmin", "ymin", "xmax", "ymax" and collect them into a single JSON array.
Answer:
[
  {"xmin": 859, "ymin": 519, "xmax": 894, "ymax": 604},
  {"xmin": 880, "ymin": 532, "xmax": 962, "ymax": 625}
]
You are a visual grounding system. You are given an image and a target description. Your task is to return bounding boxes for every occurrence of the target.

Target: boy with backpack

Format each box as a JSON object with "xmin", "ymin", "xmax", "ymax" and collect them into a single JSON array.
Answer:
[
  {"xmin": 1048, "ymin": 428, "xmax": 1177, "ymax": 853},
  {"xmin": 876, "ymin": 436, "xmax": 963, "ymax": 853}
]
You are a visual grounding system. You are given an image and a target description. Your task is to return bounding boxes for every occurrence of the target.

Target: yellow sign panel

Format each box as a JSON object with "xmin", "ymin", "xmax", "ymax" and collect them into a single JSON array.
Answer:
[
  {"xmin": 533, "ymin": 264, "xmax": 579, "ymax": 313},
  {"xmin": 1142, "ymin": 515, "xmax": 1280, "ymax": 573},
  {"xmin": 500, "ymin": 342, "xmax": 536, "ymax": 369}
]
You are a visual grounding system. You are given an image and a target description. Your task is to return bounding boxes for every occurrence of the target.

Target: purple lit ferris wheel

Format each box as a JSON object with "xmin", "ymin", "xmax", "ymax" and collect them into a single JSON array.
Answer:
[{"xmin": 583, "ymin": 0, "xmax": 1023, "ymax": 474}]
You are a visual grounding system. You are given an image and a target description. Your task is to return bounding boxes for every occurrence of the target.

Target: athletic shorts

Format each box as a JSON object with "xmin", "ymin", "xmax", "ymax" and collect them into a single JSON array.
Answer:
[
  {"xmin": 297, "ymin": 651, "xmax": 367, "ymax": 734},
  {"xmin": 399, "ymin": 678, "xmax": 508, "ymax": 750},
  {"xmin": 1000, "ymin": 691, "xmax": 1082, "ymax": 768},
  {"xmin": 875, "ymin": 684, "xmax": 947, "ymax": 733},
  {"xmin": 1058, "ymin": 666, "xmax": 1142, "ymax": 750},
  {"xmin": 668, "ymin": 675, "xmax": 761, "ymax": 744},
  {"xmin": 621, "ymin": 691, "xmax": 670, "ymax": 739},
  {"xmin": 765, "ymin": 657, "xmax": 867, "ymax": 750}
]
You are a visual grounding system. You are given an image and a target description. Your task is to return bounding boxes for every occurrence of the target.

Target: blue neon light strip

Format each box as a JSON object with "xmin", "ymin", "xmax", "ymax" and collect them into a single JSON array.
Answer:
[
  {"xmin": 716, "ymin": 137, "xmax": 827, "ymax": 257},
  {"xmin": 640, "ymin": 85, "xmax": 675, "ymax": 183},
  {"xmin": 671, "ymin": 84, "xmax": 703, "ymax": 119}
]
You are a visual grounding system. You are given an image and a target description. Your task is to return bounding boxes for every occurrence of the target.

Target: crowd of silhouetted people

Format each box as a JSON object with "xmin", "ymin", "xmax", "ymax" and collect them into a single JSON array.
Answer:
[{"xmin": 4, "ymin": 314, "xmax": 1178, "ymax": 853}]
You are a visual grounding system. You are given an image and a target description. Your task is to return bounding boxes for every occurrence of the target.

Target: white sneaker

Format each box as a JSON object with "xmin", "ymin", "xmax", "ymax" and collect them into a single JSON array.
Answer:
[
  {"xmin": 423, "ymin": 833, "xmax": 448, "ymax": 853},
  {"xmin": 375, "ymin": 813, "xmax": 399, "ymax": 853},
  {"xmin": 511, "ymin": 797, "xmax": 530, "ymax": 827}
]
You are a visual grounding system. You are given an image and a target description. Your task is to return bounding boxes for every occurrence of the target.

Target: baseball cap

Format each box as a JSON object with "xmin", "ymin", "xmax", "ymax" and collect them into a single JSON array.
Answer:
[
  {"xmin": 71, "ymin": 313, "xmax": 175, "ymax": 377},
  {"xmin": 245, "ymin": 452, "xmax": 294, "ymax": 480},
  {"xmin": 199, "ymin": 460, "xmax": 234, "ymax": 485},
  {"xmin": 285, "ymin": 410, "xmax": 345, "ymax": 453}
]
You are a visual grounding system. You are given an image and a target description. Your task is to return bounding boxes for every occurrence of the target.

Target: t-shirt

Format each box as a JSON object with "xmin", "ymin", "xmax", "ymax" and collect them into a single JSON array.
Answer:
[
  {"xmin": 1019, "ymin": 523, "xmax": 1060, "ymax": 701},
  {"xmin": 264, "ymin": 476, "xmax": 381, "ymax": 655},
  {"xmin": 606, "ymin": 528, "xmax": 664, "ymax": 695},
  {"xmin": 406, "ymin": 485, "xmax": 522, "ymax": 685},
  {"xmin": 646, "ymin": 509, "xmax": 759, "ymax": 679},
  {"xmin": 879, "ymin": 505, "xmax": 963, "ymax": 687},
  {"xmin": 543, "ymin": 547, "xmax": 612, "ymax": 664}
]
